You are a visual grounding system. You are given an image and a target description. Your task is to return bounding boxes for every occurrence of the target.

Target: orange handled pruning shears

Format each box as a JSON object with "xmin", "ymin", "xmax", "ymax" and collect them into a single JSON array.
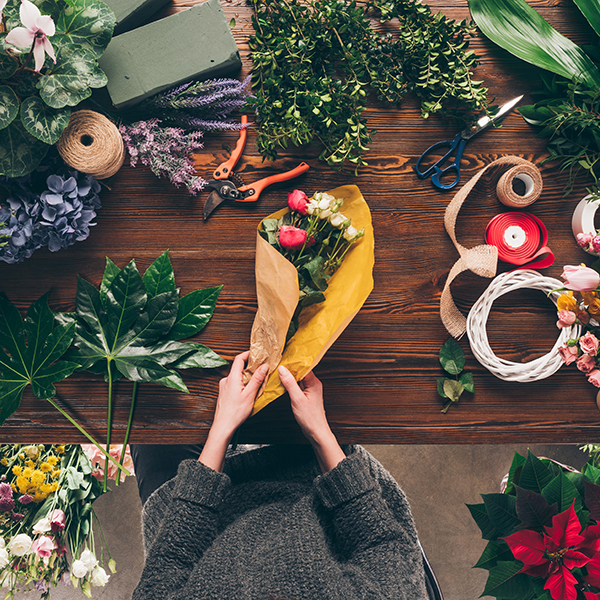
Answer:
[{"xmin": 203, "ymin": 115, "xmax": 310, "ymax": 220}]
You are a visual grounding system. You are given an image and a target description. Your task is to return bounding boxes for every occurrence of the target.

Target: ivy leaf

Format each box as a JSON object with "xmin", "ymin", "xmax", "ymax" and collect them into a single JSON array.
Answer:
[
  {"xmin": 0, "ymin": 85, "xmax": 19, "ymax": 131},
  {"xmin": 0, "ymin": 293, "xmax": 80, "ymax": 425},
  {"xmin": 439, "ymin": 338, "xmax": 465, "ymax": 375},
  {"xmin": 20, "ymin": 97, "xmax": 71, "ymax": 144},
  {"xmin": 0, "ymin": 119, "xmax": 49, "ymax": 177}
]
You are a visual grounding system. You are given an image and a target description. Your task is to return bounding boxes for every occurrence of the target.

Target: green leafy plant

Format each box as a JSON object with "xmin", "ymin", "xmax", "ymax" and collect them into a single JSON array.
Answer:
[
  {"xmin": 0, "ymin": 0, "xmax": 116, "ymax": 177},
  {"xmin": 248, "ymin": 0, "xmax": 489, "ymax": 171},
  {"xmin": 437, "ymin": 338, "xmax": 474, "ymax": 413}
]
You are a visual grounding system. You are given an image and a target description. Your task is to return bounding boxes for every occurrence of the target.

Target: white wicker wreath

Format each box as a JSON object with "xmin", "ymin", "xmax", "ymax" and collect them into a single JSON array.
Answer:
[{"xmin": 466, "ymin": 269, "xmax": 582, "ymax": 382}]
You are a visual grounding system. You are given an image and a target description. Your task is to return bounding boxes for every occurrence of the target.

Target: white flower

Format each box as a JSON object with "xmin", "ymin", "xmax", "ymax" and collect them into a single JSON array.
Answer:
[
  {"xmin": 318, "ymin": 209, "xmax": 332, "ymax": 220},
  {"xmin": 90, "ymin": 566, "xmax": 109, "ymax": 587},
  {"xmin": 32, "ymin": 517, "xmax": 52, "ymax": 534},
  {"xmin": 317, "ymin": 196, "xmax": 333, "ymax": 210},
  {"xmin": 4, "ymin": 0, "xmax": 56, "ymax": 72},
  {"xmin": 80, "ymin": 549, "xmax": 98, "ymax": 571},
  {"xmin": 8, "ymin": 533, "xmax": 32, "ymax": 556},
  {"xmin": 71, "ymin": 560, "xmax": 88, "ymax": 579},
  {"xmin": 0, "ymin": 548, "xmax": 8, "ymax": 568},
  {"xmin": 0, "ymin": 0, "xmax": 6, "ymax": 17},
  {"xmin": 329, "ymin": 213, "xmax": 347, "ymax": 228},
  {"xmin": 343, "ymin": 225, "xmax": 358, "ymax": 241},
  {"xmin": 23, "ymin": 445, "xmax": 39, "ymax": 460},
  {"xmin": 0, "ymin": 537, "xmax": 4, "ymax": 549}
]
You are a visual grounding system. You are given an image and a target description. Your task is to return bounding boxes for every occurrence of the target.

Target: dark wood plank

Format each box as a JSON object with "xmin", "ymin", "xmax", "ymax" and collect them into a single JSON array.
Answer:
[{"xmin": 2, "ymin": 0, "xmax": 600, "ymax": 443}]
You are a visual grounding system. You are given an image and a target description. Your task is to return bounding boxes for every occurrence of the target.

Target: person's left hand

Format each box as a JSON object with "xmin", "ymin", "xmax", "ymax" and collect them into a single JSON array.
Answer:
[{"xmin": 211, "ymin": 351, "xmax": 269, "ymax": 439}]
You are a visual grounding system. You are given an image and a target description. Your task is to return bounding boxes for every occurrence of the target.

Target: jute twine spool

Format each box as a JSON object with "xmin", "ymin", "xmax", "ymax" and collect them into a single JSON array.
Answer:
[
  {"xmin": 57, "ymin": 110, "xmax": 125, "ymax": 179},
  {"xmin": 497, "ymin": 163, "xmax": 543, "ymax": 207}
]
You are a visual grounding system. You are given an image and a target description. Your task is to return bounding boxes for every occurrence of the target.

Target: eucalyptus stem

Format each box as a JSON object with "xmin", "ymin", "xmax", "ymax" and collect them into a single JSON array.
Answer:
[{"xmin": 115, "ymin": 381, "xmax": 138, "ymax": 487}]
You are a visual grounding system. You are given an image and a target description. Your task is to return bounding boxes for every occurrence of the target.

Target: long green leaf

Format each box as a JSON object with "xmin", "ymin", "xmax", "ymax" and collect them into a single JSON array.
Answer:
[
  {"xmin": 168, "ymin": 286, "xmax": 223, "ymax": 340},
  {"xmin": 574, "ymin": 0, "xmax": 600, "ymax": 38},
  {"xmin": 468, "ymin": 0, "xmax": 600, "ymax": 87}
]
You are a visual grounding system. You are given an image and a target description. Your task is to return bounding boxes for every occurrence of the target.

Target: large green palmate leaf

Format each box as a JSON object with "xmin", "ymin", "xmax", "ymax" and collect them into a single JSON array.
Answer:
[
  {"xmin": 0, "ymin": 119, "xmax": 49, "ymax": 177},
  {"xmin": 20, "ymin": 97, "xmax": 71, "ymax": 144},
  {"xmin": 55, "ymin": 0, "xmax": 116, "ymax": 58},
  {"xmin": 574, "ymin": 0, "xmax": 600, "ymax": 38},
  {"xmin": 69, "ymin": 251, "xmax": 226, "ymax": 392},
  {"xmin": 0, "ymin": 293, "xmax": 80, "ymax": 426},
  {"xmin": 0, "ymin": 85, "xmax": 19, "ymax": 131},
  {"xmin": 468, "ymin": 0, "xmax": 600, "ymax": 88}
]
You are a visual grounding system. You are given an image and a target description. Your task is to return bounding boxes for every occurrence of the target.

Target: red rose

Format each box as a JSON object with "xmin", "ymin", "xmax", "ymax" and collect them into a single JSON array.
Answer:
[
  {"xmin": 287, "ymin": 190, "xmax": 308, "ymax": 215},
  {"xmin": 279, "ymin": 225, "xmax": 307, "ymax": 250}
]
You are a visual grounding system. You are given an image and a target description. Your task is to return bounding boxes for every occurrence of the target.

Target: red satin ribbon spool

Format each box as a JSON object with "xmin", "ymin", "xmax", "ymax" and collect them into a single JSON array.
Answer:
[{"xmin": 484, "ymin": 212, "xmax": 554, "ymax": 269}]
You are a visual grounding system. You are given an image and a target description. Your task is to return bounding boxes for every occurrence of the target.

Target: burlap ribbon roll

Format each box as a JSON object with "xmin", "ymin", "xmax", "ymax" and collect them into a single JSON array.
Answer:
[
  {"xmin": 440, "ymin": 156, "xmax": 543, "ymax": 339},
  {"xmin": 57, "ymin": 110, "xmax": 125, "ymax": 179},
  {"xmin": 497, "ymin": 162, "xmax": 543, "ymax": 207}
]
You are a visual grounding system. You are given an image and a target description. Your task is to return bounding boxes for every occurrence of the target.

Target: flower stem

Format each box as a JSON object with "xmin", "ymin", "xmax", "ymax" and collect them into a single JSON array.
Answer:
[
  {"xmin": 104, "ymin": 360, "xmax": 114, "ymax": 492},
  {"xmin": 116, "ymin": 382, "xmax": 138, "ymax": 487}
]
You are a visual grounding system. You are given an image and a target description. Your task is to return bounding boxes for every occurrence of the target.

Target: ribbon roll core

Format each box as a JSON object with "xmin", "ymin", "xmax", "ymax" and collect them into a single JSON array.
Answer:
[
  {"xmin": 485, "ymin": 212, "xmax": 554, "ymax": 269},
  {"xmin": 496, "ymin": 163, "xmax": 543, "ymax": 208},
  {"xmin": 572, "ymin": 194, "xmax": 600, "ymax": 256}
]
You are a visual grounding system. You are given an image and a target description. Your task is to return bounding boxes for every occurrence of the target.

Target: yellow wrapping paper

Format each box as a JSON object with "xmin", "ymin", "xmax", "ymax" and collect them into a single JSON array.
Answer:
[{"xmin": 246, "ymin": 184, "xmax": 375, "ymax": 416}]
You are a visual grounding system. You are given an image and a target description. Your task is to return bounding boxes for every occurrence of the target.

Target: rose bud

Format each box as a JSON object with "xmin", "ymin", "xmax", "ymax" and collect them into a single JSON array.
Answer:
[
  {"xmin": 50, "ymin": 509, "xmax": 66, "ymax": 532},
  {"xmin": 279, "ymin": 225, "xmax": 308, "ymax": 250},
  {"xmin": 589, "ymin": 369, "xmax": 600, "ymax": 387},
  {"xmin": 561, "ymin": 265, "xmax": 600, "ymax": 292},
  {"xmin": 558, "ymin": 345, "xmax": 578, "ymax": 365},
  {"xmin": 556, "ymin": 310, "xmax": 576, "ymax": 329},
  {"xmin": 287, "ymin": 190, "xmax": 309, "ymax": 215}
]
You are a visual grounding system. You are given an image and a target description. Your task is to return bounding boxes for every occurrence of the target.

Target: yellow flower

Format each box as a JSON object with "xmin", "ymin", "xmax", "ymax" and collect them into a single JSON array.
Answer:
[
  {"xmin": 32, "ymin": 492, "xmax": 46, "ymax": 503},
  {"xmin": 583, "ymin": 292, "xmax": 600, "ymax": 316},
  {"xmin": 50, "ymin": 482, "xmax": 58, "ymax": 492},
  {"xmin": 16, "ymin": 476, "xmax": 29, "ymax": 494},
  {"xmin": 25, "ymin": 460, "xmax": 35, "ymax": 469},
  {"xmin": 40, "ymin": 462, "xmax": 51, "ymax": 473},
  {"xmin": 51, "ymin": 469, "xmax": 61, "ymax": 479},
  {"xmin": 0, "ymin": 458, "xmax": 7, "ymax": 466},
  {"xmin": 40, "ymin": 483, "xmax": 52, "ymax": 494},
  {"xmin": 54, "ymin": 445, "xmax": 66, "ymax": 455},
  {"xmin": 22, "ymin": 467, "xmax": 33, "ymax": 479},
  {"xmin": 30, "ymin": 470, "xmax": 45, "ymax": 486},
  {"xmin": 557, "ymin": 292, "xmax": 578, "ymax": 312},
  {"xmin": 47, "ymin": 456, "xmax": 58, "ymax": 466},
  {"xmin": 11, "ymin": 465, "xmax": 22, "ymax": 476}
]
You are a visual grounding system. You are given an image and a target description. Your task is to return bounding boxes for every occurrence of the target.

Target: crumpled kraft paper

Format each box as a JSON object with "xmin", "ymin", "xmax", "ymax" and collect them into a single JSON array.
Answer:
[{"xmin": 243, "ymin": 184, "xmax": 374, "ymax": 416}]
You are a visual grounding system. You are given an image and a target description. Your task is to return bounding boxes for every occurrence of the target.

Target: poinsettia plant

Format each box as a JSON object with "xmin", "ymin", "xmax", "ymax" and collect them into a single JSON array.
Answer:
[
  {"xmin": 469, "ymin": 450, "xmax": 600, "ymax": 600},
  {"xmin": 0, "ymin": 0, "xmax": 115, "ymax": 177}
]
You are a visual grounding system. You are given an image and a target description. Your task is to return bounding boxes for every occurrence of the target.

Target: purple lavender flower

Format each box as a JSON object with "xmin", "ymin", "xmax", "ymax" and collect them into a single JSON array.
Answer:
[{"xmin": 120, "ymin": 119, "xmax": 207, "ymax": 195}]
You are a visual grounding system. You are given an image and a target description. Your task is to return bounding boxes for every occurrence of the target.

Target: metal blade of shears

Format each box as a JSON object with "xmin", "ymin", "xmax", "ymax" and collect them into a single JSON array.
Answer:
[
  {"xmin": 204, "ymin": 190, "xmax": 229, "ymax": 220},
  {"xmin": 461, "ymin": 95, "xmax": 524, "ymax": 140}
]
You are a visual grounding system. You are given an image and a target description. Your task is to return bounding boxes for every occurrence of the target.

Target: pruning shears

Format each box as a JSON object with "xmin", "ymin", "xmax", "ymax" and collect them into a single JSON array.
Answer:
[{"xmin": 203, "ymin": 115, "xmax": 310, "ymax": 220}]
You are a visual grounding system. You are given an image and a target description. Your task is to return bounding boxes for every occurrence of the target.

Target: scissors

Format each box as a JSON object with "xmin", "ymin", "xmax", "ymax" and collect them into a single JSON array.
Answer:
[
  {"xmin": 201, "ymin": 115, "xmax": 310, "ymax": 220},
  {"xmin": 414, "ymin": 95, "xmax": 524, "ymax": 190}
]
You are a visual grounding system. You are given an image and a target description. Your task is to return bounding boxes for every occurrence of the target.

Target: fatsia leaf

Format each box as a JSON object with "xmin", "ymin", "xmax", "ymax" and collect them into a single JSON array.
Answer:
[
  {"xmin": 168, "ymin": 286, "xmax": 223, "ymax": 341},
  {"xmin": 0, "ymin": 293, "xmax": 79, "ymax": 425},
  {"xmin": 171, "ymin": 343, "xmax": 228, "ymax": 370},
  {"xmin": 515, "ymin": 485, "xmax": 558, "ymax": 529},
  {"xmin": 481, "ymin": 493, "xmax": 521, "ymax": 537},
  {"xmin": 100, "ymin": 257, "xmax": 121, "ymax": 309},
  {"xmin": 574, "ymin": 0, "xmax": 600, "ymax": 38},
  {"xmin": 468, "ymin": 0, "xmax": 600, "ymax": 88},
  {"xmin": 142, "ymin": 250, "xmax": 176, "ymax": 299}
]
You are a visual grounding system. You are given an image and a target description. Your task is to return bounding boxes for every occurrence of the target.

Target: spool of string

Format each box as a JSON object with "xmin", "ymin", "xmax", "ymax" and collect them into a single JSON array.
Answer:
[
  {"xmin": 57, "ymin": 110, "xmax": 125, "ymax": 179},
  {"xmin": 496, "ymin": 163, "xmax": 542, "ymax": 207}
]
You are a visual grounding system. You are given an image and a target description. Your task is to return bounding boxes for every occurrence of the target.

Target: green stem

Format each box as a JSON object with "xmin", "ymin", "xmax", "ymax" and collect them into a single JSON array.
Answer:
[
  {"xmin": 104, "ymin": 360, "xmax": 113, "ymax": 492},
  {"xmin": 116, "ymin": 381, "xmax": 138, "ymax": 487},
  {"xmin": 44, "ymin": 398, "xmax": 129, "ymax": 476}
]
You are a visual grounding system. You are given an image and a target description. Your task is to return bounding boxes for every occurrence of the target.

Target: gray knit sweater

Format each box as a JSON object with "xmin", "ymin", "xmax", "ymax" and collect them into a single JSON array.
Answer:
[{"xmin": 132, "ymin": 444, "xmax": 428, "ymax": 600}]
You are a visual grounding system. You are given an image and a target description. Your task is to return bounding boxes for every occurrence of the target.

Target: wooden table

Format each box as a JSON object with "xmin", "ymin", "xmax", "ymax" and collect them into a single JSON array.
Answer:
[{"xmin": 2, "ymin": 0, "xmax": 599, "ymax": 444}]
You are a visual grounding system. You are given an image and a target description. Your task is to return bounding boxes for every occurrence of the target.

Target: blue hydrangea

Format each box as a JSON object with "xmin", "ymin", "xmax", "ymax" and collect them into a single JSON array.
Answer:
[{"xmin": 0, "ymin": 152, "xmax": 102, "ymax": 264}]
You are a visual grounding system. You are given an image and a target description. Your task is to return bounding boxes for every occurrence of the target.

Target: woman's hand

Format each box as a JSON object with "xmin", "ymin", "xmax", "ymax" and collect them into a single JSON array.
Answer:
[
  {"xmin": 199, "ymin": 352, "xmax": 268, "ymax": 472},
  {"xmin": 278, "ymin": 365, "xmax": 345, "ymax": 473}
]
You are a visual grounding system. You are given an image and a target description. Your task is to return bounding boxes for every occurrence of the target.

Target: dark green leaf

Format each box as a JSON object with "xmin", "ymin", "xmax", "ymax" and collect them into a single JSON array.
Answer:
[
  {"xmin": 125, "ymin": 290, "xmax": 178, "ymax": 348},
  {"xmin": 584, "ymin": 479, "xmax": 600, "ymax": 521},
  {"xmin": 573, "ymin": 0, "xmax": 600, "ymax": 38},
  {"xmin": 20, "ymin": 97, "xmax": 70, "ymax": 144},
  {"xmin": 473, "ymin": 540, "xmax": 513, "ymax": 570},
  {"xmin": 168, "ymin": 286, "xmax": 223, "ymax": 340},
  {"xmin": 303, "ymin": 256, "xmax": 329, "ymax": 291},
  {"xmin": 142, "ymin": 250, "xmax": 176, "ymax": 299},
  {"xmin": 467, "ymin": 502, "xmax": 499, "ymax": 540},
  {"xmin": 100, "ymin": 257, "xmax": 121, "ymax": 309},
  {"xmin": 504, "ymin": 451, "xmax": 527, "ymax": 495},
  {"xmin": 583, "ymin": 462, "xmax": 600, "ymax": 485},
  {"xmin": 439, "ymin": 338, "xmax": 465, "ymax": 375},
  {"xmin": 519, "ymin": 450, "xmax": 554, "ymax": 494},
  {"xmin": 0, "ymin": 52, "xmax": 18, "ymax": 79},
  {"xmin": 518, "ymin": 104, "xmax": 545, "ymax": 126},
  {"xmin": 0, "ymin": 85, "xmax": 19, "ymax": 131},
  {"xmin": 437, "ymin": 377, "xmax": 448, "ymax": 398},
  {"xmin": 514, "ymin": 485, "xmax": 557, "ymax": 529},
  {"xmin": 481, "ymin": 493, "xmax": 521, "ymax": 537},
  {"xmin": 459, "ymin": 371, "xmax": 474, "ymax": 392},
  {"xmin": 482, "ymin": 561, "xmax": 532, "ymax": 600},
  {"xmin": 171, "ymin": 343, "xmax": 227, "ymax": 369},
  {"xmin": 0, "ymin": 119, "xmax": 49, "ymax": 177},
  {"xmin": 541, "ymin": 470, "xmax": 582, "ymax": 514}
]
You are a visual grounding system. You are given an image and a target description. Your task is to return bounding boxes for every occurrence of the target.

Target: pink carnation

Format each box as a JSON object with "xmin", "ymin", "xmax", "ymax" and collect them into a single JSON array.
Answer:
[
  {"xmin": 556, "ymin": 310, "xmax": 576, "ymax": 329},
  {"xmin": 580, "ymin": 332, "xmax": 600, "ymax": 356},
  {"xmin": 558, "ymin": 345, "xmax": 578, "ymax": 366},
  {"xmin": 287, "ymin": 189, "xmax": 308, "ymax": 215},
  {"xmin": 279, "ymin": 225, "xmax": 308, "ymax": 250},
  {"xmin": 32, "ymin": 536, "xmax": 56, "ymax": 558},
  {"xmin": 577, "ymin": 353, "xmax": 596, "ymax": 374}
]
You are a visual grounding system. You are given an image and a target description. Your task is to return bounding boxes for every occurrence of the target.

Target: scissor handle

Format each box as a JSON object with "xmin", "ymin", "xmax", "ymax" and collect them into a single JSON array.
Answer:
[
  {"xmin": 212, "ymin": 115, "xmax": 248, "ymax": 180},
  {"xmin": 414, "ymin": 133, "xmax": 466, "ymax": 189},
  {"xmin": 237, "ymin": 162, "xmax": 310, "ymax": 202}
]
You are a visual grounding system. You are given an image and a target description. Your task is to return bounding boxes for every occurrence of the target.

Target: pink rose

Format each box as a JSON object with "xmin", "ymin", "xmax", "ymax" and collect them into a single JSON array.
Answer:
[
  {"xmin": 577, "ymin": 353, "xmax": 596, "ymax": 374},
  {"xmin": 556, "ymin": 310, "xmax": 577, "ymax": 329},
  {"xmin": 561, "ymin": 265, "xmax": 600, "ymax": 292},
  {"xmin": 279, "ymin": 225, "xmax": 308, "ymax": 250},
  {"xmin": 593, "ymin": 237, "xmax": 600, "ymax": 253},
  {"xmin": 578, "ymin": 233, "xmax": 593, "ymax": 249},
  {"xmin": 287, "ymin": 190, "xmax": 308, "ymax": 215},
  {"xmin": 32, "ymin": 536, "xmax": 56, "ymax": 558},
  {"xmin": 558, "ymin": 345, "xmax": 578, "ymax": 365},
  {"xmin": 580, "ymin": 332, "xmax": 600, "ymax": 356},
  {"xmin": 589, "ymin": 369, "xmax": 600, "ymax": 388},
  {"xmin": 50, "ymin": 509, "xmax": 66, "ymax": 532}
]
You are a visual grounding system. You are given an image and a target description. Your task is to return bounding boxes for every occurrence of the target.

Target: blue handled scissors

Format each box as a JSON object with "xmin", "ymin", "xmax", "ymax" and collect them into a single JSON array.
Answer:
[{"xmin": 414, "ymin": 95, "xmax": 523, "ymax": 190}]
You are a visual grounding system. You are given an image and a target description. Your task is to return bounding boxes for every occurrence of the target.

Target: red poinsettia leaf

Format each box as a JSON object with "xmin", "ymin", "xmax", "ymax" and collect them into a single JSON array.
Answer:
[
  {"xmin": 522, "ymin": 561, "xmax": 553, "ymax": 578},
  {"xmin": 584, "ymin": 555, "xmax": 600, "ymax": 587},
  {"xmin": 545, "ymin": 501, "xmax": 584, "ymax": 548},
  {"xmin": 503, "ymin": 529, "xmax": 546, "ymax": 566},
  {"xmin": 584, "ymin": 592, "xmax": 600, "ymax": 600},
  {"xmin": 581, "ymin": 524, "xmax": 600, "ymax": 554},
  {"xmin": 563, "ymin": 548, "xmax": 591, "ymax": 569},
  {"xmin": 544, "ymin": 565, "xmax": 578, "ymax": 600}
]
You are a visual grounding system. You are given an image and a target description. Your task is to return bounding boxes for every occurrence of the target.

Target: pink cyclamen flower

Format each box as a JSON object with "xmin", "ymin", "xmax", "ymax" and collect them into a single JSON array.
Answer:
[
  {"xmin": 561, "ymin": 265, "xmax": 600, "ymax": 292},
  {"xmin": 577, "ymin": 353, "xmax": 596, "ymax": 374},
  {"xmin": 288, "ymin": 190, "xmax": 309, "ymax": 215},
  {"xmin": 50, "ymin": 509, "xmax": 66, "ymax": 532},
  {"xmin": 5, "ymin": 0, "xmax": 56, "ymax": 72},
  {"xmin": 556, "ymin": 310, "xmax": 577, "ymax": 329},
  {"xmin": 31, "ymin": 536, "xmax": 56, "ymax": 558},
  {"xmin": 279, "ymin": 225, "xmax": 308, "ymax": 250},
  {"xmin": 558, "ymin": 345, "xmax": 578, "ymax": 366},
  {"xmin": 580, "ymin": 332, "xmax": 600, "ymax": 356},
  {"xmin": 589, "ymin": 370, "xmax": 600, "ymax": 388}
]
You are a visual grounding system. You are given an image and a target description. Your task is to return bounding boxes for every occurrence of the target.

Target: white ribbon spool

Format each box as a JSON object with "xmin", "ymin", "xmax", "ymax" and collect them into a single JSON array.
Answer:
[
  {"xmin": 466, "ymin": 270, "xmax": 581, "ymax": 382},
  {"xmin": 572, "ymin": 194, "xmax": 600, "ymax": 256}
]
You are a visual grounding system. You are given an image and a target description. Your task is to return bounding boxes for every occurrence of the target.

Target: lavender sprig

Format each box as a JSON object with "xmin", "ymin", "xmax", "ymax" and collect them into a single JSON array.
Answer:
[{"xmin": 119, "ymin": 119, "xmax": 206, "ymax": 195}]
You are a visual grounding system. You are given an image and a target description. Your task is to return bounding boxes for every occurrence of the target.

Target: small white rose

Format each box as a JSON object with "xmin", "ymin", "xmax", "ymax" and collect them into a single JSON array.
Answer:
[
  {"xmin": 329, "ymin": 213, "xmax": 347, "ymax": 228},
  {"xmin": 90, "ymin": 566, "xmax": 109, "ymax": 587},
  {"xmin": 318, "ymin": 209, "xmax": 332, "ymax": 220},
  {"xmin": 32, "ymin": 517, "xmax": 52, "ymax": 534},
  {"xmin": 343, "ymin": 225, "xmax": 358, "ymax": 241},
  {"xmin": 8, "ymin": 533, "xmax": 32, "ymax": 556},
  {"xmin": 0, "ymin": 548, "xmax": 8, "ymax": 568},
  {"xmin": 317, "ymin": 198, "xmax": 331, "ymax": 210},
  {"xmin": 71, "ymin": 559, "xmax": 88, "ymax": 579}
]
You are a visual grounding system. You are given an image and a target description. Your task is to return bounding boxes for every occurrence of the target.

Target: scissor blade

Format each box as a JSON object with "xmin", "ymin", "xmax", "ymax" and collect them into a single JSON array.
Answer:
[
  {"xmin": 462, "ymin": 95, "xmax": 524, "ymax": 139},
  {"xmin": 204, "ymin": 190, "xmax": 228, "ymax": 220}
]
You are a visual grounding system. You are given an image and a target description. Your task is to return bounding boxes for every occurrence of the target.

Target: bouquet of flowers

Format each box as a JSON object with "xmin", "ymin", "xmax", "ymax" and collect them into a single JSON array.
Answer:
[
  {"xmin": 469, "ymin": 449, "xmax": 600, "ymax": 600},
  {"xmin": 243, "ymin": 185, "xmax": 374, "ymax": 415},
  {"xmin": 554, "ymin": 265, "xmax": 600, "ymax": 389},
  {"xmin": 0, "ymin": 444, "xmax": 132, "ymax": 599}
]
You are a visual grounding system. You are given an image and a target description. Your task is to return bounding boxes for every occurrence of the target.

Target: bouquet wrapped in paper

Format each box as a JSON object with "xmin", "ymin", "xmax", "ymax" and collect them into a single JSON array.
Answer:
[{"xmin": 243, "ymin": 184, "xmax": 374, "ymax": 415}]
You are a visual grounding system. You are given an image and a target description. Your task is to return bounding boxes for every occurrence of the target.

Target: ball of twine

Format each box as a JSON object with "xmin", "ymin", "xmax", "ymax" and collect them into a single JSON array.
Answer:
[
  {"xmin": 466, "ymin": 269, "xmax": 581, "ymax": 382},
  {"xmin": 57, "ymin": 110, "xmax": 125, "ymax": 179},
  {"xmin": 496, "ymin": 163, "xmax": 543, "ymax": 208}
]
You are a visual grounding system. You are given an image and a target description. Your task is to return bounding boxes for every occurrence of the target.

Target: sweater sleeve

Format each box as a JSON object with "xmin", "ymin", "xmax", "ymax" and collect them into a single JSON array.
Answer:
[
  {"xmin": 314, "ymin": 452, "xmax": 428, "ymax": 600},
  {"xmin": 132, "ymin": 459, "xmax": 231, "ymax": 600}
]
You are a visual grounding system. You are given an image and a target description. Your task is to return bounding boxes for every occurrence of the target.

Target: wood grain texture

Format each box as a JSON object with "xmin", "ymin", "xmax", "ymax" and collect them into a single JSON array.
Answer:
[{"xmin": 2, "ymin": 0, "xmax": 599, "ymax": 444}]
